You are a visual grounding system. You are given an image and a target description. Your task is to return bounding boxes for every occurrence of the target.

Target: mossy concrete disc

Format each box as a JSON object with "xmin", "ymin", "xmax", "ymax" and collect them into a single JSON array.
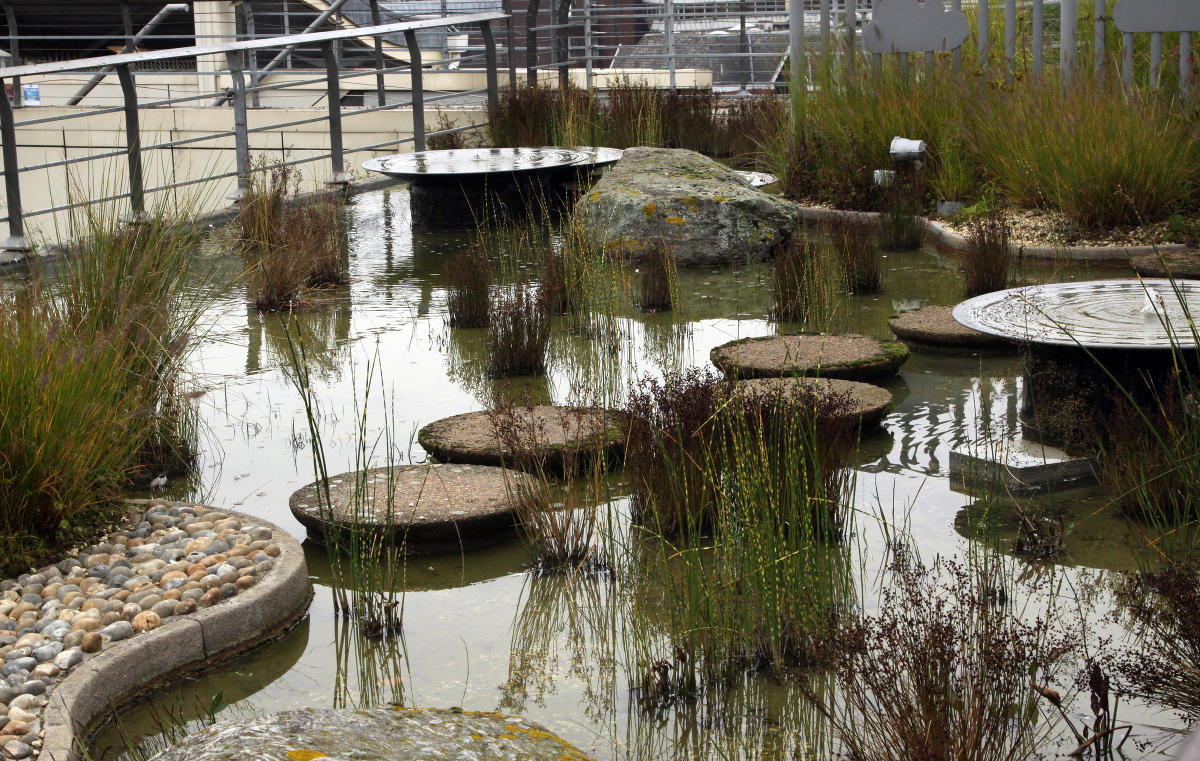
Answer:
[
  {"xmin": 147, "ymin": 707, "xmax": 593, "ymax": 761},
  {"xmin": 1130, "ymin": 249, "xmax": 1200, "ymax": 280},
  {"xmin": 887, "ymin": 305, "xmax": 1013, "ymax": 353},
  {"xmin": 732, "ymin": 376, "xmax": 894, "ymax": 429},
  {"xmin": 289, "ymin": 464, "xmax": 534, "ymax": 554},
  {"xmin": 418, "ymin": 405, "xmax": 628, "ymax": 470},
  {"xmin": 710, "ymin": 333, "xmax": 909, "ymax": 381}
]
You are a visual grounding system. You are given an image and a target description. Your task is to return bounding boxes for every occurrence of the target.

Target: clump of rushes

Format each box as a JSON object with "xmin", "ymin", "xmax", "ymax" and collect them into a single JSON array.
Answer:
[
  {"xmin": 445, "ymin": 243, "xmax": 492, "ymax": 328},
  {"xmin": 0, "ymin": 290, "xmax": 148, "ymax": 577},
  {"xmin": 52, "ymin": 210, "xmax": 212, "ymax": 478},
  {"xmin": 963, "ymin": 208, "xmax": 1011, "ymax": 297},
  {"xmin": 625, "ymin": 369, "xmax": 726, "ymax": 536},
  {"xmin": 811, "ymin": 556, "xmax": 1076, "ymax": 761},
  {"xmin": 878, "ymin": 175, "xmax": 924, "ymax": 252},
  {"xmin": 238, "ymin": 160, "xmax": 347, "ymax": 311},
  {"xmin": 491, "ymin": 401, "xmax": 615, "ymax": 573},
  {"xmin": 487, "ymin": 281, "xmax": 551, "ymax": 377},
  {"xmin": 636, "ymin": 244, "xmax": 677, "ymax": 313},
  {"xmin": 827, "ymin": 214, "xmax": 882, "ymax": 293},
  {"xmin": 1114, "ymin": 560, "xmax": 1200, "ymax": 720},
  {"xmin": 632, "ymin": 381, "xmax": 857, "ymax": 699},
  {"xmin": 772, "ymin": 235, "xmax": 844, "ymax": 327}
]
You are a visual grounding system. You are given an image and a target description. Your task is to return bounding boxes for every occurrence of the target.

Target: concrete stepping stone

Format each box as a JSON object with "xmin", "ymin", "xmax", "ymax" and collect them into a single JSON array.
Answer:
[
  {"xmin": 147, "ymin": 707, "xmax": 592, "ymax": 761},
  {"xmin": 289, "ymin": 464, "xmax": 536, "ymax": 554},
  {"xmin": 731, "ymin": 376, "xmax": 894, "ymax": 430},
  {"xmin": 1130, "ymin": 249, "xmax": 1200, "ymax": 280},
  {"xmin": 710, "ymin": 333, "xmax": 909, "ymax": 382},
  {"xmin": 418, "ymin": 406, "xmax": 627, "ymax": 471},
  {"xmin": 888, "ymin": 304, "xmax": 1013, "ymax": 353}
]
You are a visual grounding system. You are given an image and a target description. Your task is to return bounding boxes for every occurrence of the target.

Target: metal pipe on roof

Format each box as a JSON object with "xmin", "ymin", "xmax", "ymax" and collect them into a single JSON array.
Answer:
[{"xmin": 67, "ymin": 3, "xmax": 190, "ymax": 106}]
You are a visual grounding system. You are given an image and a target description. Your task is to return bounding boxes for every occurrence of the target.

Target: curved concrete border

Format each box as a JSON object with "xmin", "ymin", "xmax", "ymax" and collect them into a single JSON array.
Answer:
[
  {"xmin": 37, "ymin": 506, "xmax": 313, "ymax": 761},
  {"xmin": 796, "ymin": 205, "xmax": 1186, "ymax": 263}
]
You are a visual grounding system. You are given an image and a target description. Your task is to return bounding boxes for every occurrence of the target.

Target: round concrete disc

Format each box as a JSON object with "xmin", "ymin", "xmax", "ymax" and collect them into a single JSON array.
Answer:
[
  {"xmin": 888, "ymin": 304, "xmax": 1013, "ymax": 353},
  {"xmin": 418, "ymin": 406, "xmax": 627, "ymax": 471},
  {"xmin": 289, "ymin": 463, "xmax": 535, "ymax": 554},
  {"xmin": 731, "ymin": 376, "xmax": 894, "ymax": 429},
  {"xmin": 710, "ymin": 333, "xmax": 909, "ymax": 382}
]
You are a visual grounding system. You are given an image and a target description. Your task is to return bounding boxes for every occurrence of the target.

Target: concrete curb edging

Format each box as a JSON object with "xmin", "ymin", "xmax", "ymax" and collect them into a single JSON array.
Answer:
[
  {"xmin": 795, "ymin": 205, "xmax": 1187, "ymax": 263},
  {"xmin": 37, "ymin": 508, "xmax": 314, "ymax": 761}
]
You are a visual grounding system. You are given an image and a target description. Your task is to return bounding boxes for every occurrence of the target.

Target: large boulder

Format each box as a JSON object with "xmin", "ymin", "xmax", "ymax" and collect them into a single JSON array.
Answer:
[
  {"xmin": 149, "ymin": 708, "xmax": 594, "ymax": 761},
  {"xmin": 574, "ymin": 147, "xmax": 802, "ymax": 265}
]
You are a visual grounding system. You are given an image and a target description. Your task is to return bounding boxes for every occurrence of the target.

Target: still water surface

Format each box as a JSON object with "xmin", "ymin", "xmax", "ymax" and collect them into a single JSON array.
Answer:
[{"xmin": 87, "ymin": 187, "xmax": 1184, "ymax": 759}]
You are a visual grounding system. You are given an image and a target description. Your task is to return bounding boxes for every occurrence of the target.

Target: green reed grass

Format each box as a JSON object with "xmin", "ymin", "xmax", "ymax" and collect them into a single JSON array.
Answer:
[
  {"xmin": 445, "ymin": 242, "xmax": 492, "ymax": 329},
  {"xmin": 487, "ymin": 281, "xmax": 551, "ymax": 377},
  {"xmin": 636, "ymin": 245, "xmax": 677, "ymax": 313},
  {"xmin": 282, "ymin": 325, "xmax": 406, "ymax": 638},
  {"xmin": 772, "ymin": 235, "xmax": 845, "ymax": 329}
]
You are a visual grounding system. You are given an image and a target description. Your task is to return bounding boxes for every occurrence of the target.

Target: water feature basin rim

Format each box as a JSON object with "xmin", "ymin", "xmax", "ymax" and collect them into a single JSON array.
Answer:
[
  {"xmin": 362, "ymin": 146, "xmax": 623, "ymax": 179},
  {"xmin": 952, "ymin": 278, "xmax": 1200, "ymax": 350}
]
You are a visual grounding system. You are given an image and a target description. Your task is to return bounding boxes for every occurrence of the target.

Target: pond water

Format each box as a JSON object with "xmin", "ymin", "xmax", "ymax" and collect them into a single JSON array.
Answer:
[{"xmin": 82, "ymin": 187, "xmax": 1187, "ymax": 760}]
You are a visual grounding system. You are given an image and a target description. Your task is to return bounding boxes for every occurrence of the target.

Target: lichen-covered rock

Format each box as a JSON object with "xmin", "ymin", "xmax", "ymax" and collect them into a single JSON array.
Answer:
[
  {"xmin": 574, "ymin": 147, "xmax": 801, "ymax": 265},
  {"xmin": 147, "ymin": 708, "xmax": 593, "ymax": 761}
]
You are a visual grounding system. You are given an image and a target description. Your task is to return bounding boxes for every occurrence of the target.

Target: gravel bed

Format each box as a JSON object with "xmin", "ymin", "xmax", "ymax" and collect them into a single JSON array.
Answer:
[{"xmin": 0, "ymin": 501, "xmax": 281, "ymax": 761}]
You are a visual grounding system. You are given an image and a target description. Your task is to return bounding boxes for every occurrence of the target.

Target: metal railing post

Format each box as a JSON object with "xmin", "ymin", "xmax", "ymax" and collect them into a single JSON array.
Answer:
[
  {"xmin": 1094, "ymin": 0, "xmax": 1106, "ymax": 75},
  {"xmin": 321, "ymin": 41, "xmax": 348, "ymax": 186},
  {"xmin": 115, "ymin": 64, "xmax": 145, "ymax": 219},
  {"xmin": 1182, "ymin": 31, "xmax": 1193, "ymax": 101},
  {"xmin": 224, "ymin": 50, "xmax": 251, "ymax": 201},
  {"xmin": 665, "ymin": 0, "xmax": 676, "ymax": 91},
  {"xmin": 583, "ymin": 0, "xmax": 593, "ymax": 90},
  {"xmin": 788, "ymin": 0, "xmax": 804, "ymax": 86},
  {"xmin": 501, "ymin": 0, "xmax": 517, "ymax": 88},
  {"xmin": 404, "ymin": 30, "xmax": 426, "ymax": 152},
  {"xmin": 480, "ymin": 20, "xmax": 500, "ymax": 114},
  {"xmin": 0, "ymin": 78, "xmax": 28, "ymax": 251},
  {"xmin": 1032, "ymin": 0, "xmax": 1043, "ymax": 76},
  {"xmin": 242, "ymin": 0, "xmax": 261, "ymax": 108},
  {"xmin": 1150, "ymin": 32, "xmax": 1162, "ymax": 89},
  {"xmin": 819, "ymin": 0, "xmax": 830, "ymax": 62},
  {"xmin": 1061, "ymin": 0, "xmax": 1076, "ymax": 84},
  {"xmin": 1005, "ymin": 0, "xmax": 1016, "ymax": 77},
  {"xmin": 1121, "ymin": 32, "xmax": 1134, "ymax": 87},
  {"xmin": 978, "ymin": 0, "xmax": 989, "ymax": 65},
  {"xmin": 4, "ymin": 3, "xmax": 22, "ymax": 108},
  {"xmin": 369, "ymin": 0, "xmax": 387, "ymax": 105},
  {"xmin": 952, "ymin": 0, "xmax": 962, "ymax": 71}
]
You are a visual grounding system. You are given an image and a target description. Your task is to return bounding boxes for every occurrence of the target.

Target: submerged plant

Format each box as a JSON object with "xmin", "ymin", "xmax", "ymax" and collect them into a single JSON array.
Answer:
[
  {"xmin": 963, "ymin": 209, "xmax": 1012, "ymax": 297},
  {"xmin": 826, "ymin": 214, "xmax": 882, "ymax": 294},
  {"xmin": 487, "ymin": 281, "xmax": 551, "ymax": 377},
  {"xmin": 636, "ymin": 244, "xmax": 677, "ymax": 313},
  {"xmin": 445, "ymin": 243, "xmax": 492, "ymax": 328}
]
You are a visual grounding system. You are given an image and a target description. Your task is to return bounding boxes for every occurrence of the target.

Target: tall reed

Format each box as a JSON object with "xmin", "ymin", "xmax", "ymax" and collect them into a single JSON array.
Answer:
[
  {"xmin": 963, "ymin": 208, "xmax": 1012, "ymax": 297},
  {"xmin": 636, "ymin": 244, "xmax": 677, "ymax": 313},
  {"xmin": 772, "ymin": 235, "xmax": 844, "ymax": 328}
]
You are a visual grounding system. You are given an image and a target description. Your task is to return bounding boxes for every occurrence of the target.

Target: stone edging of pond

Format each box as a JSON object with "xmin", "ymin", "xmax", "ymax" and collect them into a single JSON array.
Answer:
[
  {"xmin": 35, "ymin": 503, "xmax": 312, "ymax": 761},
  {"xmin": 796, "ymin": 205, "xmax": 1186, "ymax": 263}
]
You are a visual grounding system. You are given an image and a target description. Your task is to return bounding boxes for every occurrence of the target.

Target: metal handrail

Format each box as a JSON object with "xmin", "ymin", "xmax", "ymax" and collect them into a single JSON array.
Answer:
[{"xmin": 0, "ymin": 11, "xmax": 509, "ymax": 252}]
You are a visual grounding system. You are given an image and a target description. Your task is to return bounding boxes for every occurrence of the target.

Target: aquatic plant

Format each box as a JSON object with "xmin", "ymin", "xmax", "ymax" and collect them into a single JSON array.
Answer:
[
  {"xmin": 878, "ymin": 173, "xmax": 925, "ymax": 252},
  {"xmin": 238, "ymin": 160, "xmax": 347, "ymax": 311},
  {"xmin": 811, "ymin": 555, "xmax": 1077, "ymax": 761},
  {"xmin": 826, "ymin": 214, "xmax": 882, "ymax": 294},
  {"xmin": 445, "ymin": 242, "xmax": 492, "ymax": 329},
  {"xmin": 636, "ymin": 244, "xmax": 677, "ymax": 313},
  {"xmin": 0, "ymin": 290, "xmax": 148, "ymax": 577},
  {"xmin": 487, "ymin": 281, "xmax": 551, "ymax": 377},
  {"xmin": 1113, "ymin": 560, "xmax": 1200, "ymax": 721},
  {"xmin": 963, "ymin": 208, "xmax": 1012, "ymax": 297},
  {"xmin": 772, "ymin": 235, "xmax": 844, "ymax": 328}
]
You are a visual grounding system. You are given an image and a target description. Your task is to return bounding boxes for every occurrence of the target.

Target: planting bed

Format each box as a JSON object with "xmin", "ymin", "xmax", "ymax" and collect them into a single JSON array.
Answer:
[{"xmin": 7, "ymin": 186, "xmax": 1184, "ymax": 761}]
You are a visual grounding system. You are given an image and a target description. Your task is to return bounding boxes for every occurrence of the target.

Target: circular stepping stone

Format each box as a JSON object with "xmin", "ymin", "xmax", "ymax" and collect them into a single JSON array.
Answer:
[
  {"xmin": 418, "ymin": 405, "xmax": 627, "ymax": 471},
  {"xmin": 887, "ymin": 304, "xmax": 1013, "ymax": 353},
  {"xmin": 731, "ymin": 377, "xmax": 893, "ymax": 429},
  {"xmin": 1131, "ymin": 249, "xmax": 1200, "ymax": 280},
  {"xmin": 710, "ymin": 333, "xmax": 909, "ymax": 382},
  {"xmin": 289, "ymin": 463, "xmax": 536, "ymax": 554},
  {"xmin": 147, "ymin": 707, "xmax": 591, "ymax": 761}
]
